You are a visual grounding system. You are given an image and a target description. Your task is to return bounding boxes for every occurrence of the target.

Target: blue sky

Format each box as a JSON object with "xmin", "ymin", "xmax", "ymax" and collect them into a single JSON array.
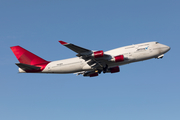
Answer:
[{"xmin": 0, "ymin": 0, "xmax": 180, "ymax": 120}]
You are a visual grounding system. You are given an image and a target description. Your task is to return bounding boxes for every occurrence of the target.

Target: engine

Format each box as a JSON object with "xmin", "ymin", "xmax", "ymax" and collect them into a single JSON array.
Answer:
[
  {"xmin": 92, "ymin": 50, "xmax": 104, "ymax": 58},
  {"xmin": 111, "ymin": 55, "xmax": 124, "ymax": 62},
  {"xmin": 89, "ymin": 73, "xmax": 98, "ymax": 77},
  {"xmin": 109, "ymin": 66, "xmax": 120, "ymax": 73},
  {"xmin": 83, "ymin": 71, "xmax": 99, "ymax": 77}
]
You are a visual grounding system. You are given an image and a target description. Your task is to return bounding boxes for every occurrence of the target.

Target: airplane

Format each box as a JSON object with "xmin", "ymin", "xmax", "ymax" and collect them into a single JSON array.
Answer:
[{"xmin": 10, "ymin": 41, "xmax": 170, "ymax": 77}]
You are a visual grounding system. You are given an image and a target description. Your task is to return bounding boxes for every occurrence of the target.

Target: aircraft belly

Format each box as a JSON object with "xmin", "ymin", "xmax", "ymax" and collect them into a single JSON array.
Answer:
[{"xmin": 107, "ymin": 61, "xmax": 130, "ymax": 67}]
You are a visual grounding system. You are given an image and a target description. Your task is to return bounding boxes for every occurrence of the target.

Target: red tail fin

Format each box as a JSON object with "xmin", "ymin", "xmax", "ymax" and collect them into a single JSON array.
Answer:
[{"xmin": 10, "ymin": 46, "xmax": 48, "ymax": 65}]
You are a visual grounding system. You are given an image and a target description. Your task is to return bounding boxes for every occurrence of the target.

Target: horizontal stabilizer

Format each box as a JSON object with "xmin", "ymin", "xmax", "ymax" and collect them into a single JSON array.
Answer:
[{"xmin": 16, "ymin": 63, "xmax": 41, "ymax": 71}]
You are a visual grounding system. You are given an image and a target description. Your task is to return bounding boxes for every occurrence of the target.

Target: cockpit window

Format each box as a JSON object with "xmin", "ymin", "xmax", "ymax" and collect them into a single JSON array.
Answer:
[{"xmin": 155, "ymin": 42, "xmax": 159, "ymax": 44}]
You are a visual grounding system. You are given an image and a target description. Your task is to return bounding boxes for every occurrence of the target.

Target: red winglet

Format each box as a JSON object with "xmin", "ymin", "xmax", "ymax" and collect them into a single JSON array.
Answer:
[{"xmin": 59, "ymin": 40, "xmax": 68, "ymax": 45}]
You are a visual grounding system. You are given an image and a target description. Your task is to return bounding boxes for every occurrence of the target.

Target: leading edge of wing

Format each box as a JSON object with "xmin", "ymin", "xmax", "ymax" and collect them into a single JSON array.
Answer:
[{"xmin": 59, "ymin": 40, "xmax": 91, "ymax": 53}]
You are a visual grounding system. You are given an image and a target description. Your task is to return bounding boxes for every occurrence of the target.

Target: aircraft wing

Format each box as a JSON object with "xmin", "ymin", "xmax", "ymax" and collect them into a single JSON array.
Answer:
[
  {"xmin": 59, "ymin": 40, "xmax": 111, "ymax": 71},
  {"xmin": 59, "ymin": 41, "xmax": 91, "ymax": 54}
]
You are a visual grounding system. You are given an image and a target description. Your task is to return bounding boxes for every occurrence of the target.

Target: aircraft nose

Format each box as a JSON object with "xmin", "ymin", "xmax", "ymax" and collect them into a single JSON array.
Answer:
[
  {"xmin": 161, "ymin": 44, "xmax": 171, "ymax": 53},
  {"xmin": 167, "ymin": 46, "xmax": 171, "ymax": 51},
  {"xmin": 165, "ymin": 45, "xmax": 170, "ymax": 52}
]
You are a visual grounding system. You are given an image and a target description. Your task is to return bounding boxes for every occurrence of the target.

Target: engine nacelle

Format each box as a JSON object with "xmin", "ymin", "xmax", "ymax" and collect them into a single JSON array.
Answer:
[
  {"xmin": 92, "ymin": 50, "xmax": 104, "ymax": 58},
  {"xmin": 111, "ymin": 55, "xmax": 124, "ymax": 62},
  {"xmin": 83, "ymin": 71, "xmax": 99, "ymax": 77},
  {"xmin": 109, "ymin": 66, "xmax": 120, "ymax": 73},
  {"xmin": 89, "ymin": 73, "xmax": 99, "ymax": 77}
]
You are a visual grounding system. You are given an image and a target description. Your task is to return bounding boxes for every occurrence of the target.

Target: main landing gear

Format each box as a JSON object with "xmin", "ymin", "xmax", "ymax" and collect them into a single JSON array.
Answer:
[
  {"xmin": 95, "ymin": 64, "xmax": 108, "ymax": 74},
  {"xmin": 103, "ymin": 64, "xmax": 108, "ymax": 73}
]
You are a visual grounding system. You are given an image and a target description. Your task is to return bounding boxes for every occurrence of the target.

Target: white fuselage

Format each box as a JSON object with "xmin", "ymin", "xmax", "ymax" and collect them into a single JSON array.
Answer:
[{"xmin": 19, "ymin": 41, "xmax": 170, "ymax": 73}]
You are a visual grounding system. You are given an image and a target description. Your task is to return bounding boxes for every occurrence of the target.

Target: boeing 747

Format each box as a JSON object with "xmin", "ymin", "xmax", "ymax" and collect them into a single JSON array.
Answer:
[{"xmin": 10, "ymin": 41, "xmax": 170, "ymax": 77}]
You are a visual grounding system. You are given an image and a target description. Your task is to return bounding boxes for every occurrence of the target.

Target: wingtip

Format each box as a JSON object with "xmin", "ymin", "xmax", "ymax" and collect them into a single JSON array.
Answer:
[{"xmin": 59, "ymin": 40, "xmax": 68, "ymax": 45}]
